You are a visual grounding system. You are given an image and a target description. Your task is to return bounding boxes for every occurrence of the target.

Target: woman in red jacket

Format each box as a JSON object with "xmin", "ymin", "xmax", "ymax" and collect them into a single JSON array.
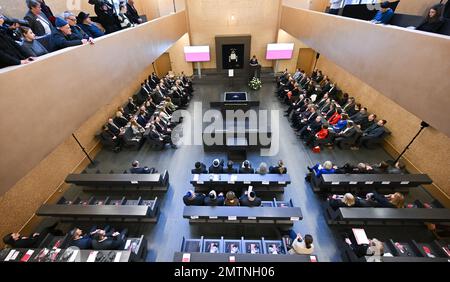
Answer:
[
  {"xmin": 328, "ymin": 108, "xmax": 342, "ymax": 125},
  {"xmin": 305, "ymin": 124, "xmax": 329, "ymax": 147}
]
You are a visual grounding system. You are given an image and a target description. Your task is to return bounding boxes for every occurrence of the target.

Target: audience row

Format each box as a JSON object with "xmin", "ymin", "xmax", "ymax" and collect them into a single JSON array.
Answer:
[
  {"xmin": 183, "ymin": 187, "xmax": 262, "ymax": 207},
  {"xmin": 192, "ymin": 159, "xmax": 287, "ymax": 175},
  {"xmin": 1, "ymin": 0, "xmax": 143, "ymax": 68}
]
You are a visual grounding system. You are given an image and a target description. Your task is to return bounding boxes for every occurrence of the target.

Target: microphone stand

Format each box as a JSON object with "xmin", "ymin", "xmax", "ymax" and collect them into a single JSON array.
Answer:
[
  {"xmin": 387, "ymin": 121, "xmax": 429, "ymax": 165},
  {"xmin": 72, "ymin": 133, "xmax": 98, "ymax": 168}
]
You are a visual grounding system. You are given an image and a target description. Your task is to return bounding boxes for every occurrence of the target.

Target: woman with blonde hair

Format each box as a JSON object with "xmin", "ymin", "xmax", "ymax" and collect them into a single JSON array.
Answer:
[
  {"xmin": 366, "ymin": 191, "xmax": 405, "ymax": 208},
  {"xmin": 345, "ymin": 237, "xmax": 384, "ymax": 259},
  {"xmin": 130, "ymin": 118, "xmax": 145, "ymax": 136}
]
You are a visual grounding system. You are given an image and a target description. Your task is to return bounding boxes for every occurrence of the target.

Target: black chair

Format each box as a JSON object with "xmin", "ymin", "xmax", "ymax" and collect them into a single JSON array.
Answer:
[
  {"xmin": 123, "ymin": 127, "xmax": 144, "ymax": 150},
  {"xmin": 336, "ymin": 128, "xmax": 362, "ymax": 149},
  {"xmin": 362, "ymin": 128, "xmax": 391, "ymax": 149}
]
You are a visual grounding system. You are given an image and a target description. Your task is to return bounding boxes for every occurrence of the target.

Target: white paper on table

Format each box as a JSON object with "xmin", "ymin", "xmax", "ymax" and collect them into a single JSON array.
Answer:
[
  {"xmin": 68, "ymin": 250, "xmax": 79, "ymax": 262},
  {"xmin": 400, "ymin": 181, "xmax": 409, "ymax": 185},
  {"xmin": 4, "ymin": 250, "xmax": 16, "ymax": 261},
  {"xmin": 290, "ymin": 217, "xmax": 300, "ymax": 221},
  {"xmin": 193, "ymin": 174, "xmax": 199, "ymax": 181},
  {"xmin": 248, "ymin": 216, "xmax": 257, "ymax": 220},
  {"xmin": 352, "ymin": 228, "xmax": 370, "ymax": 245},
  {"xmin": 114, "ymin": 252, "xmax": 122, "ymax": 262},
  {"xmin": 228, "ymin": 216, "xmax": 237, "ymax": 221},
  {"xmin": 182, "ymin": 253, "xmax": 191, "ymax": 262},
  {"xmin": 10, "ymin": 250, "xmax": 20, "ymax": 260},
  {"xmin": 125, "ymin": 240, "xmax": 131, "ymax": 250},
  {"xmin": 262, "ymin": 181, "xmax": 269, "ymax": 185},
  {"xmin": 87, "ymin": 251, "xmax": 98, "ymax": 262}
]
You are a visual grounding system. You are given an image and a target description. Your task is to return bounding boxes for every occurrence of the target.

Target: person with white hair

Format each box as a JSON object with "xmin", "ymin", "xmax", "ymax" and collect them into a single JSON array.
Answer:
[
  {"xmin": 208, "ymin": 159, "xmax": 224, "ymax": 174},
  {"xmin": 62, "ymin": 11, "xmax": 89, "ymax": 40},
  {"xmin": 239, "ymin": 160, "xmax": 255, "ymax": 174},
  {"xmin": 204, "ymin": 190, "xmax": 225, "ymax": 206},
  {"xmin": 239, "ymin": 186, "xmax": 262, "ymax": 207},
  {"xmin": 183, "ymin": 190, "xmax": 205, "ymax": 206},
  {"xmin": 345, "ymin": 237, "xmax": 384, "ymax": 259},
  {"xmin": 307, "ymin": 160, "xmax": 336, "ymax": 178},
  {"xmin": 256, "ymin": 162, "xmax": 268, "ymax": 175}
]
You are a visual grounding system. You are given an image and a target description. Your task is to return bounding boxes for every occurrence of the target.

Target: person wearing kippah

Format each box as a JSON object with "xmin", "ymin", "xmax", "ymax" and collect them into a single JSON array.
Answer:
[{"xmin": 51, "ymin": 17, "xmax": 94, "ymax": 51}]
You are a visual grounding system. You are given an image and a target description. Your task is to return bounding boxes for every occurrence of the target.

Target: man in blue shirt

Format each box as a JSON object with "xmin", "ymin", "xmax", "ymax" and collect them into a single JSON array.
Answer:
[{"xmin": 371, "ymin": 1, "xmax": 394, "ymax": 25}]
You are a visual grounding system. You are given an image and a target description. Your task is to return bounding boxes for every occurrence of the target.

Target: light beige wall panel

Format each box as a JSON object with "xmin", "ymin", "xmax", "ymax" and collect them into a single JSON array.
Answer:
[{"xmin": 186, "ymin": 0, "xmax": 281, "ymax": 69}]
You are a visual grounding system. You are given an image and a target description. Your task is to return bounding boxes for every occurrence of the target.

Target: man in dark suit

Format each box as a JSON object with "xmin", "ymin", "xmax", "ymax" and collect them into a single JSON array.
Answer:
[
  {"xmin": 209, "ymin": 159, "xmax": 224, "ymax": 174},
  {"xmin": 126, "ymin": 0, "xmax": 142, "ymax": 25},
  {"xmin": 204, "ymin": 190, "xmax": 225, "ymax": 206},
  {"xmin": 223, "ymin": 160, "xmax": 238, "ymax": 174},
  {"xmin": 148, "ymin": 123, "xmax": 177, "ymax": 149},
  {"xmin": 51, "ymin": 17, "xmax": 93, "ymax": 51},
  {"xmin": 358, "ymin": 113, "xmax": 376, "ymax": 131},
  {"xmin": 334, "ymin": 121, "xmax": 358, "ymax": 147},
  {"xmin": 0, "ymin": 26, "xmax": 32, "ymax": 68},
  {"xmin": 183, "ymin": 190, "xmax": 205, "ymax": 206},
  {"xmin": 297, "ymin": 116, "xmax": 322, "ymax": 139},
  {"xmin": 92, "ymin": 228, "xmax": 128, "ymax": 250},
  {"xmin": 130, "ymin": 160, "xmax": 154, "ymax": 174},
  {"xmin": 350, "ymin": 107, "xmax": 368, "ymax": 125},
  {"xmin": 192, "ymin": 162, "xmax": 207, "ymax": 174},
  {"xmin": 293, "ymin": 106, "xmax": 318, "ymax": 132},
  {"xmin": 353, "ymin": 120, "xmax": 387, "ymax": 149},
  {"xmin": 3, "ymin": 222, "xmax": 61, "ymax": 248},
  {"xmin": 107, "ymin": 118, "xmax": 124, "ymax": 136},
  {"xmin": 239, "ymin": 188, "xmax": 262, "ymax": 207},
  {"xmin": 239, "ymin": 160, "xmax": 255, "ymax": 174}
]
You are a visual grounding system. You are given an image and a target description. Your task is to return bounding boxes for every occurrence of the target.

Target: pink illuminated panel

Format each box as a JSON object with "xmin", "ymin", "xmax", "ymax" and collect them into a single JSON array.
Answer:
[
  {"xmin": 266, "ymin": 43, "xmax": 294, "ymax": 60},
  {"xmin": 184, "ymin": 46, "xmax": 210, "ymax": 62}
]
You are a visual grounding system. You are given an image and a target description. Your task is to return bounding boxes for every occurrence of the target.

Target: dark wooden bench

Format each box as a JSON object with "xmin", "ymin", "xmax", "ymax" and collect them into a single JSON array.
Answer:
[
  {"xmin": 176, "ymin": 236, "xmax": 317, "ymax": 262},
  {"xmin": 36, "ymin": 196, "xmax": 159, "ymax": 223},
  {"xmin": 183, "ymin": 199, "xmax": 302, "ymax": 225},
  {"xmin": 311, "ymin": 172, "xmax": 432, "ymax": 193},
  {"xmin": 65, "ymin": 170, "xmax": 170, "ymax": 191},
  {"xmin": 190, "ymin": 173, "xmax": 291, "ymax": 193},
  {"xmin": 327, "ymin": 206, "xmax": 450, "ymax": 226},
  {"xmin": 0, "ymin": 248, "xmax": 134, "ymax": 262}
]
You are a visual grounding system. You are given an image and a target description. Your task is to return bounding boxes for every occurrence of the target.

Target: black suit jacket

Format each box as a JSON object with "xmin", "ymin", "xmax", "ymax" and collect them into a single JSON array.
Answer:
[
  {"xmin": 24, "ymin": 11, "xmax": 55, "ymax": 37},
  {"xmin": 126, "ymin": 3, "xmax": 141, "ymax": 24}
]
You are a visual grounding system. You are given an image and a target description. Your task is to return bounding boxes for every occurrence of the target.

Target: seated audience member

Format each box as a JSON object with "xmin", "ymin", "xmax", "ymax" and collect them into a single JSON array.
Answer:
[
  {"xmin": 126, "ymin": 0, "xmax": 143, "ymax": 25},
  {"xmin": 204, "ymin": 190, "xmax": 225, "ymax": 206},
  {"xmin": 2, "ymin": 222, "xmax": 62, "ymax": 248},
  {"xmin": 223, "ymin": 160, "xmax": 238, "ymax": 174},
  {"xmin": 148, "ymin": 123, "xmax": 177, "ymax": 149},
  {"xmin": 358, "ymin": 113, "xmax": 376, "ymax": 131},
  {"xmin": 63, "ymin": 11, "xmax": 89, "ymax": 40},
  {"xmin": 224, "ymin": 191, "xmax": 240, "ymax": 206},
  {"xmin": 107, "ymin": 117, "xmax": 125, "ymax": 136},
  {"xmin": 126, "ymin": 97, "xmax": 138, "ymax": 114},
  {"xmin": 334, "ymin": 121, "xmax": 357, "ymax": 147},
  {"xmin": 427, "ymin": 223, "xmax": 450, "ymax": 240},
  {"xmin": 36, "ymin": 0, "xmax": 56, "ymax": 24},
  {"xmin": 69, "ymin": 227, "xmax": 104, "ymax": 249},
  {"xmin": 130, "ymin": 118, "xmax": 145, "ymax": 136},
  {"xmin": 328, "ymin": 193, "xmax": 370, "ymax": 210},
  {"xmin": 92, "ymin": 228, "xmax": 128, "ymax": 250},
  {"xmin": 297, "ymin": 115, "xmax": 322, "ymax": 139},
  {"xmin": 288, "ymin": 231, "xmax": 314, "ymax": 255},
  {"xmin": 92, "ymin": 0, "xmax": 121, "ymax": 34},
  {"xmin": 366, "ymin": 191, "xmax": 405, "ymax": 208},
  {"xmin": 370, "ymin": 1, "xmax": 394, "ymax": 25},
  {"xmin": 209, "ymin": 159, "xmax": 224, "ymax": 174},
  {"xmin": 415, "ymin": 6, "xmax": 444, "ymax": 33},
  {"xmin": 192, "ymin": 161, "xmax": 207, "ymax": 174},
  {"xmin": 130, "ymin": 160, "xmax": 154, "ymax": 174},
  {"xmin": 239, "ymin": 187, "xmax": 262, "ymax": 207},
  {"xmin": 372, "ymin": 161, "xmax": 389, "ymax": 174},
  {"xmin": 328, "ymin": 108, "xmax": 342, "ymax": 126},
  {"xmin": 19, "ymin": 26, "xmax": 48, "ymax": 57},
  {"xmin": 0, "ymin": 25, "xmax": 33, "ymax": 68},
  {"xmin": 344, "ymin": 237, "xmax": 384, "ymax": 258},
  {"xmin": 352, "ymin": 120, "xmax": 387, "ymax": 149},
  {"xmin": 77, "ymin": 11, "xmax": 104, "ymax": 38},
  {"xmin": 113, "ymin": 111, "xmax": 129, "ymax": 128},
  {"xmin": 308, "ymin": 160, "xmax": 336, "ymax": 177},
  {"xmin": 388, "ymin": 161, "xmax": 406, "ymax": 174},
  {"xmin": 239, "ymin": 160, "xmax": 255, "ymax": 174},
  {"xmin": 24, "ymin": 0, "xmax": 55, "ymax": 37},
  {"xmin": 332, "ymin": 113, "xmax": 349, "ymax": 133},
  {"xmin": 100, "ymin": 125, "xmax": 122, "ymax": 151},
  {"xmin": 2, "ymin": 18, "xmax": 26, "ymax": 42},
  {"xmin": 256, "ymin": 162, "xmax": 268, "ymax": 175},
  {"xmin": 269, "ymin": 160, "xmax": 287, "ymax": 174},
  {"xmin": 350, "ymin": 107, "xmax": 368, "ymax": 125},
  {"xmin": 51, "ymin": 17, "xmax": 94, "ymax": 51},
  {"xmin": 183, "ymin": 190, "xmax": 205, "ymax": 206},
  {"xmin": 118, "ymin": 3, "xmax": 137, "ymax": 29},
  {"xmin": 306, "ymin": 124, "xmax": 330, "ymax": 147}
]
